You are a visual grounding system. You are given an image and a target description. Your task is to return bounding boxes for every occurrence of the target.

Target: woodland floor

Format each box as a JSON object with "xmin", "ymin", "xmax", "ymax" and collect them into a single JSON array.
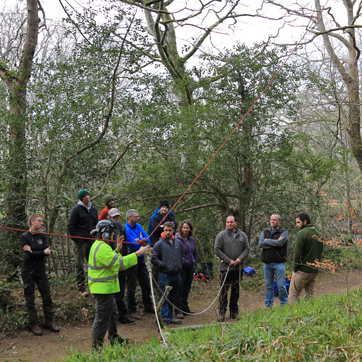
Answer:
[{"xmin": 0, "ymin": 269, "xmax": 361, "ymax": 362}]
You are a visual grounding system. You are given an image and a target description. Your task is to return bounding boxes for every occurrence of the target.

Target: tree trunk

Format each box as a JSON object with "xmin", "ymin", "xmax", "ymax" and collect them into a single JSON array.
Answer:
[
  {"xmin": 315, "ymin": 0, "xmax": 362, "ymax": 175},
  {"xmin": 0, "ymin": 0, "xmax": 39, "ymax": 273},
  {"xmin": 3, "ymin": 0, "xmax": 39, "ymax": 227}
]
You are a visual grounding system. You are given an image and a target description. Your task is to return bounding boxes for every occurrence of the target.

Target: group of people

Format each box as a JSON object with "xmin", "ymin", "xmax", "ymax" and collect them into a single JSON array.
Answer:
[
  {"xmin": 19, "ymin": 188, "xmax": 323, "ymax": 350},
  {"xmin": 215, "ymin": 212, "xmax": 323, "ymax": 322},
  {"xmin": 67, "ymin": 191, "xmax": 197, "ymax": 349}
]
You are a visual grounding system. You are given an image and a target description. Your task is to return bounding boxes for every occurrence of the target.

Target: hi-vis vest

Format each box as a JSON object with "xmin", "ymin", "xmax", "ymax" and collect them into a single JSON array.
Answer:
[{"xmin": 88, "ymin": 240, "xmax": 137, "ymax": 294}]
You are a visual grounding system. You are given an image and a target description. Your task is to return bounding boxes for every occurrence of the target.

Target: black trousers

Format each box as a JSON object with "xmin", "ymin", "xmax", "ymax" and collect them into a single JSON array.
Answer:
[
  {"xmin": 114, "ymin": 270, "xmax": 127, "ymax": 317},
  {"xmin": 127, "ymin": 257, "xmax": 152, "ymax": 313},
  {"xmin": 175, "ymin": 270, "xmax": 194, "ymax": 313},
  {"xmin": 92, "ymin": 293, "xmax": 118, "ymax": 349},
  {"xmin": 21, "ymin": 264, "xmax": 54, "ymax": 325},
  {"xmin": 73, "ymin": 240, "xmax": 92, "ymax": 293},
  {"xmin": 219, "ymin": 269, "xmax": 242, "ymax": 314}
]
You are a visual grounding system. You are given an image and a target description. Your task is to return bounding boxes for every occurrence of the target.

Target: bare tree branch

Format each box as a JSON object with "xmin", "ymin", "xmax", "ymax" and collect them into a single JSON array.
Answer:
[
  {"xmin": 91, "ymin": 136, "xmax": 143, "ymax": 201},
  {"xmin": 174, "ymin": 203, "xmax": 222, "ymax": 213},
  {"xmin": 58, "ymin": 0, "xmax": 92, "ymax": 45},
  {"xmin": 52, "ymin": 14, "xmax": 136, "ymax": 203}
]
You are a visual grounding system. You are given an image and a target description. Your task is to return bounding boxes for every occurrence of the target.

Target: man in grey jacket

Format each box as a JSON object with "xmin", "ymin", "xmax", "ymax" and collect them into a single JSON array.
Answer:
[{"xmin": 214, "ymin": 215, "xmax": 250, "ymax": 322}]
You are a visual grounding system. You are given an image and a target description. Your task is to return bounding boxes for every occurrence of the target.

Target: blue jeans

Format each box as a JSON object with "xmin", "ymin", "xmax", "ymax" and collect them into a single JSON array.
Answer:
[
  {"xmin": 158, "ymin": 272, "xmax": 181, "ymax": 323},
  {"xmin": 263, "ymin": 262, "xmax": 288, "ymax": 307}
]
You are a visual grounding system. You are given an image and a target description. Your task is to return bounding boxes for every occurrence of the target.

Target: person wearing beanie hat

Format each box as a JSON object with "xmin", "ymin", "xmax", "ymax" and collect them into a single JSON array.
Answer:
[
  {"xmin": 78, "ymin": 189, "xmax": 90, "ymax": 201},
  {"xmin": 99, "ymin": 194, "xmax": 115, "ymax": 221},
  {"xmin": 151, "ymin": 200, "xmax": 178, "ymax": 247},
  {"xmin": 104, "ymin": 194, "xmax": 115, "ymax": 206},
  {"xmin": 159, "ymin": 200, "xmax": 169, "ymax": 209},
  {"xmin": 67, "ymin": 189, "xmax": 98, "ymax": 296}
]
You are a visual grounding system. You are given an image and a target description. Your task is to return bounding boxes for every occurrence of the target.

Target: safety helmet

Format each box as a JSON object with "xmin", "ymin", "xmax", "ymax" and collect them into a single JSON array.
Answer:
[{"xmin": 94, "ymin": 220, "xmax": 115, "ymax": 240}]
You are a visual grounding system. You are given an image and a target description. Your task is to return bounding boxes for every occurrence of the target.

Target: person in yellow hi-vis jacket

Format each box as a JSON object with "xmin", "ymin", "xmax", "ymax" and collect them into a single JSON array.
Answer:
[{"xmin": 88, "ymin": 220, "xmax": 150, "ymax": 351}]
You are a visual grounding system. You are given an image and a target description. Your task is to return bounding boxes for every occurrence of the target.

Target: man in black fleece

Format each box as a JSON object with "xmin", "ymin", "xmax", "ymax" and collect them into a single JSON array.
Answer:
[
  {"xmin": 259, "ymin": 214, "xmax": 288, "ymax": 308},
  {"xmin": 67, "ymin": 189, "xmax": 98, "ymax": 296}
]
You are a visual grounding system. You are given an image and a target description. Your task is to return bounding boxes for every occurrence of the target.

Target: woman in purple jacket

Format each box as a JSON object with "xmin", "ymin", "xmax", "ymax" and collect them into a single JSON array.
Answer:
[{"xmin": 174, "ymin": 220, "xmax": 197, "ymax": 318}]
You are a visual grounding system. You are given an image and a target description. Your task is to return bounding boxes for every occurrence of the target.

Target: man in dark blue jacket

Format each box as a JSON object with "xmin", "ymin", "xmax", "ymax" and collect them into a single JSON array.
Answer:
[
  {"xmin": 150, "ymin": 200, "xmax": 177, "ymax": 247},
  {"xmin": 67, "ymin": 189, "xmax": 98, "ymax": 296},
  {"xmin": 151, "ymin": 221, "xmax": 185, "ymax": 324}
]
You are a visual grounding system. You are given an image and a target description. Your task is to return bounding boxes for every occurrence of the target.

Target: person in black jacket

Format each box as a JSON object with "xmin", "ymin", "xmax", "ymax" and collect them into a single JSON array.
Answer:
[
  {"xmin": 20, "ymin": 213, "xmax": 60, "ymax": 336},
  {"xmin": 107, "ymin": 208, "xmax": 136, "ymax": 325},
  {"xmin": 259, "ymin": 214, "xmax": 288, "ymax": 308},
  {"xmin": 67, "ymin": 189, "xmax": 98, "ymax": 296},
  {"xmin": 151, "ymin": 221, "xmax": 184, "ymax": 325}
]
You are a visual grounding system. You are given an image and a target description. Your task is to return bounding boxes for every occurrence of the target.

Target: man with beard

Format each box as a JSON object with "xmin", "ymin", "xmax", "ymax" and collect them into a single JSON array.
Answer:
[
  {"xmin": 67, "ymin": 189, "xmax": 98, "ymax": 296},
  {"xmin": 289, "ymin": 212, "xmax": 323, "ymax": 303},
  {"xmin": 151, "ymin": 221, "xmax": 184, "ymax": 324},
  {"xmin": 151, "ymin": 200, "xmax": 177, "ymax": 247},
  {"xmin": 98, "ymin": 194, "xmax": 115, "ymax": 221}
]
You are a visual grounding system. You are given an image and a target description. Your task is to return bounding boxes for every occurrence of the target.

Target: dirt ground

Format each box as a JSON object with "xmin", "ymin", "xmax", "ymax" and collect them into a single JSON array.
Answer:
[{"xmin": 0, "ymin": 269, "xmax": 360, "ymax": 362}]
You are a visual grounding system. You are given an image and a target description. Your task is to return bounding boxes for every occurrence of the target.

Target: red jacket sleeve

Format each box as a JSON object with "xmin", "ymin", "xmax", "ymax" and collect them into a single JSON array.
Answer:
[{"xmin": 98, "ymin": 208, "xmax": 109, "ymax": 221}]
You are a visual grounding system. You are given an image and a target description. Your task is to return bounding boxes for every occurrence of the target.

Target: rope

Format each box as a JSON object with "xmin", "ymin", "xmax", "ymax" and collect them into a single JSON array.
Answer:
[
  {"xmin": 0, "ymin": 4, "xmax": 329, "ymax": 244},
  {"xmin": 145, "ymin": 255, "xmax": 168, "ymax": 345},
  {"xmin": 192, "ymin": 233, "xmax": 208, "ymax": 263},
  {"xmin": 0, "ymin": 225, "xmax": 140, "ymax": 245},
  {"xmin": 144, "ymin": 1, "xmax": 329, "ymax": 243},
  {"xmin": 1, "ymin": 1, "xmax": 330, "ymax": 334},
  {"xmin": 142, "ymin": 2, "xmax": 330, "ymax": 321},
  {"xmin": 150, "ymin": 266, "xmax": 231, "ymax": 317}
]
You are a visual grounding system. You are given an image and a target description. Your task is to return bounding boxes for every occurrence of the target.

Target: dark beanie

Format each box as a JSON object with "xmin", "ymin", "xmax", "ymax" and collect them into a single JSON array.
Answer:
[
  {"xmin": 159, "ymin": 200, "xmax": 169, "ymax": 208},
  {"xmin": 78, "ymin": 189, "xmax": 90, "ymax": 201},
  {"xmin": 104, "ymin": 194, "xmax": 115, "ymax": 205}
]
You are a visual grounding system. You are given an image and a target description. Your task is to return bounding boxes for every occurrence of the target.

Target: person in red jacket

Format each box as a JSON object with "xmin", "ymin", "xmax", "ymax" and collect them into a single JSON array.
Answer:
[{"xmin": 98, "ymin": 194, "xmax": 115, "ymax": 221}]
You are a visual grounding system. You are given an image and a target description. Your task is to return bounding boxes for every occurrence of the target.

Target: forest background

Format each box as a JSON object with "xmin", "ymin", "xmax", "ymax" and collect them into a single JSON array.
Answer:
[{"xmin": 1, "ymin": 0, "xmax": 362, "ymax": 276}]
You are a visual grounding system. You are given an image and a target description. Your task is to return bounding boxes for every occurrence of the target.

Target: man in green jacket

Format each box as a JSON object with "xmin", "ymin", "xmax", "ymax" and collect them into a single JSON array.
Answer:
[
  {"xmin": 289, "ymin": 212, "xmax": 323, "ymax": 304},
  {"xmin": 88, "ymin": 220, "xmax": 150, "ymax": 351}
]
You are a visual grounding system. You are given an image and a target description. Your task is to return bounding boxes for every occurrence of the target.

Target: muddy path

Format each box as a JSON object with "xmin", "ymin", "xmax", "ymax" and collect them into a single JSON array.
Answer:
[{"xmin": 0, "ymin": 269, "xmax": 360, "ymax": 362}]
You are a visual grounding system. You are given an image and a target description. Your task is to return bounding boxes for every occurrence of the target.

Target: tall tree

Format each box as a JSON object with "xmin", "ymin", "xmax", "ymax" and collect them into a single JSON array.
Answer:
[
  {"xmin": 117, "ymin": 44, "xmax": 334, "ymax": 245},
  {"xmin": 0, "ymin": 2, "xmax": 148, "ymax": 273},
  {"xmin": 120, "ymin": 0, "xmax": 270, "ymax": 106},
  {"xmin": 0, "ymin": 0, "xmax": 39, "ymax": 227},
  {"xmin": 266, "ymin": 0, "xmax": 362, "ymax": 175}
]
